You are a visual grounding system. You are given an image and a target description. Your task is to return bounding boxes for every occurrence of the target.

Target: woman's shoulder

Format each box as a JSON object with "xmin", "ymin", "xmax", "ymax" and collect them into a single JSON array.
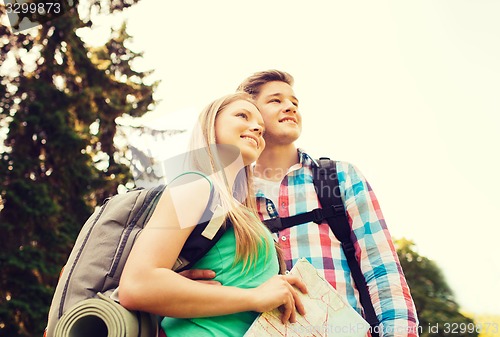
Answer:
[
  {"xmin": 157, "ymin": 172, "xmax": 213, "ymax": 230},
  {"xmin": 169, "ymin": 171, "xmax": 213, "ymax": 190}
]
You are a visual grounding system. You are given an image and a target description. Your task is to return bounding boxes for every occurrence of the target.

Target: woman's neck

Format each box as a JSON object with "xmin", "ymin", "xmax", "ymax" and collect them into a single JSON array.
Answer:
[{"xmin": 222, "ymin": 155, "xmax": 246, "ymax": 192}]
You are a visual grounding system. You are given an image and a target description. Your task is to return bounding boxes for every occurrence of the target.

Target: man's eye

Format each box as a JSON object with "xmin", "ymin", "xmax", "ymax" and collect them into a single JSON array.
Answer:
[{"xmin": 270, "ymin": 99, "xmax": 280, "ymax": 103}]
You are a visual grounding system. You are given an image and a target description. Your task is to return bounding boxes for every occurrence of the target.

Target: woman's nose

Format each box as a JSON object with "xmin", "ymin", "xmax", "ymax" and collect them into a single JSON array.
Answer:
[{"xmin": 250, "ymin": 124, "xmax": 263, "ymax": 135}]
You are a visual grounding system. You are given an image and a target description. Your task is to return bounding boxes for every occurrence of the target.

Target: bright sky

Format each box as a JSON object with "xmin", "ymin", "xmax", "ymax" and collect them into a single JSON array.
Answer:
[{"xmin": 82, "ymin": 0, "xmax": 500, "ymax": 315}]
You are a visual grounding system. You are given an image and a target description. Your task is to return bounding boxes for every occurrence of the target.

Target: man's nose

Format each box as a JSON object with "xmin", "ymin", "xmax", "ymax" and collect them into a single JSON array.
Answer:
[{"xmin": 284, "ymin": 99, "xmax": 297, "ymax": 113}]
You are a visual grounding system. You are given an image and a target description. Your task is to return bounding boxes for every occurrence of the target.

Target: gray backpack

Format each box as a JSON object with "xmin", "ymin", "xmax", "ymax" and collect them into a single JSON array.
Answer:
[{"xmin": 45, "ymin": 184, "xmax": 225, "ymax": 337}]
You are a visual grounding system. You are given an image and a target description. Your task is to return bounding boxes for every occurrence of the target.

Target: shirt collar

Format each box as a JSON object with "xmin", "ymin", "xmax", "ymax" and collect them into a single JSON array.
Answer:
[
  {"xmin": 252, "ymin": 148, "xmax": 318, "ymax": 185},
  {"xmin": 254, "ymin": 148, "xmax": 317, "ymax": 200},
  {"xmin": 297, "ymin": 148, "xmax": 319, "ymax": 168}
]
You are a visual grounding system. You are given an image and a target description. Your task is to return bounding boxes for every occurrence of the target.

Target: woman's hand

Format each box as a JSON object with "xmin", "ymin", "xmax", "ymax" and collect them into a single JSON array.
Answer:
[{"xmin": 250, "ymin": 275, "xmax": 307, "ymax": 324}]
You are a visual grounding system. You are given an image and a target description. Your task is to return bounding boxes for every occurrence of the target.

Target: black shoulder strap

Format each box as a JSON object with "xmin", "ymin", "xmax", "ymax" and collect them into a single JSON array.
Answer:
[
  {"xmin": 314, "ymin": 158, "xmax": 380, "ymax": 335},
  {"xmin": 175, "ymin": 186, "xmax": 229, "ymax": 272}
]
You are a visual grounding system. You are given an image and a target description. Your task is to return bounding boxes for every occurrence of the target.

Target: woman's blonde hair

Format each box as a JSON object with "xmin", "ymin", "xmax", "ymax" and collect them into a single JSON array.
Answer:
[{"xmin": 187, "ymin": 92, "xmax": 270, "ymax": 271}]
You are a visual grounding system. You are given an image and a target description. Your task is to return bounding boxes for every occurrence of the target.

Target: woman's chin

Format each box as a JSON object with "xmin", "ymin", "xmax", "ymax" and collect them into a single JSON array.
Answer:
[{"xmin": 241, "ymin": 154, "xmax": 259, "ymax": 166}]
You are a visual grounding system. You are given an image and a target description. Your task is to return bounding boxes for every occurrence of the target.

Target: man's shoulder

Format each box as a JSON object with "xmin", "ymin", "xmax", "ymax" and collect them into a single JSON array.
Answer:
[
  {"xmin": 333, "ymin": 160, "xmax": 355, "ymax": 174},
  {"xmin": 316, "ymin": 158, "xmax": 365, "ymax": 185},
  {"xmin": 297, "ymin": 149, "xmax": 364, "ymax": 178}
]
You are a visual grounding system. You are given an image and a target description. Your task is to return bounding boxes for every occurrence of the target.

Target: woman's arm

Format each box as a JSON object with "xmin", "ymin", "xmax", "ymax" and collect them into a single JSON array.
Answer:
[
  {"xmin": 124, "ymin": 267, "xmax": 305, "ymax": 322},
  {"xmin": 119, "ymin": 174, "xmax": 213, "ymax": 312},
  {"xmin": 119, "ymin": 175, "xmax": 307, "ymax": 322}
]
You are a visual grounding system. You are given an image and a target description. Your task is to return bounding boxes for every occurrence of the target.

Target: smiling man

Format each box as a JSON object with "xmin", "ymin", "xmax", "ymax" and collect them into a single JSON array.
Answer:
[{"xmin": 237, "ymin": 70, "xmax": 419, "ymax": 337}]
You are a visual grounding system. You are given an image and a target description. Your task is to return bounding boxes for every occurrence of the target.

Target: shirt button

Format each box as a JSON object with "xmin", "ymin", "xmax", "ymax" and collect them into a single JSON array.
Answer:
[
  {"xmin": 281, "ymin": 202, "xmax": 286, "ymax": 208},
  {"xmin": 281, "ymin": 236, "xmax": 287, "ymax": 241},
  {"xmin": 267, "ymin": 206, "xmax": 273, "ymax": 212}
]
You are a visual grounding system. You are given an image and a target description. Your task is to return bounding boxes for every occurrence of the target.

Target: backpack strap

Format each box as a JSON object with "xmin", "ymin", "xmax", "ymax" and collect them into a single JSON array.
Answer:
[
  {"xmin": 313, "ymin": 158, "xmax": 380, "ymax": 335},
  {"xmin": 174, "ymin": 186, "xmax": 229, "ymax": 272}
]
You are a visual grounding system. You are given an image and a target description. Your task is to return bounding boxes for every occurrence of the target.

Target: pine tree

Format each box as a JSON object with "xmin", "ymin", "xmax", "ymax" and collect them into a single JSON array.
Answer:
[{"xmin": 0, "ymin": 1, "xmax": 155, "ymax": 336}]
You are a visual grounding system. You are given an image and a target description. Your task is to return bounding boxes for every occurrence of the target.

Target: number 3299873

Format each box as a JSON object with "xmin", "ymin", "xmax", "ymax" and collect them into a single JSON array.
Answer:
[{"xmin": 6, "ymin": 2, "xmax": 61, "ymax": 15}]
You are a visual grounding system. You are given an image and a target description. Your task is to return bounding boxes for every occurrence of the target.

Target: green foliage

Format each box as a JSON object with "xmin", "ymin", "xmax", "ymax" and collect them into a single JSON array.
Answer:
[
  {"xmin": 395, "ymin": 238, "xmax": 478, "ymax": 337},
  {"xmin": 0, "ymin": 1, "xmax": 155, "ymax": 336}
]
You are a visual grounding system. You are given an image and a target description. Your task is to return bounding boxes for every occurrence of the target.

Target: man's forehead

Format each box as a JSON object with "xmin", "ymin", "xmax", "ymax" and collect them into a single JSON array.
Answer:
[
  {"xmin": 261, "ymin": 81, "xmax": 292, "ymax": 91},
  {"xmin": 259, "ymin": 82, "xmax": 298, "ymax": 100},
  {"xmin": 262, "ymin": 91, "xmax": 299, "ymax": 102}
]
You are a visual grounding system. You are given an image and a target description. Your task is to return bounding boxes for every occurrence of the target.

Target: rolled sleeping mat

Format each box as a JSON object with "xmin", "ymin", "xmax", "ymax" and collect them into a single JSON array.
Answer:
[{"xmin": 54, "ymin": 293, "xmax": 158, "ymax": 337}]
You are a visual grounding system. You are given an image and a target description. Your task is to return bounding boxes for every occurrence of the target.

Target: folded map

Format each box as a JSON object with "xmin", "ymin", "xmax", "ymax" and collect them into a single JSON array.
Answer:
[{"xmin": 244, "ymin": 258, "xmax": 370, "ymax": 337}]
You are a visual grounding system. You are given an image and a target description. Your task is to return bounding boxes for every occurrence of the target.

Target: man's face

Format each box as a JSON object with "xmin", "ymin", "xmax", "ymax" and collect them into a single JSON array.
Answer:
[{"xmin": 254, "ymin": 81, "xmax": 302, "ymax": 146}]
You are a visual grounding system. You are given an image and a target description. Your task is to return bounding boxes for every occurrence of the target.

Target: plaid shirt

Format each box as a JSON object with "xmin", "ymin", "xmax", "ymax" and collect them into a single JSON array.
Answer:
[{"xmin": 255, "ymin": 149, "xmax": 419, "ymax": 337}]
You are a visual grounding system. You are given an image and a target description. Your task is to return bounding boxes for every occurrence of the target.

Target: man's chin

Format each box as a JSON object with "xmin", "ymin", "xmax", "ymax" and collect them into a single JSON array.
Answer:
[
  {"xmin": 264, "ymin": 132, "xmax": 301, "ymax": 146},
  {"xmin": 281, "ymin": 128, "xmax": 301, "ymax": 141}
]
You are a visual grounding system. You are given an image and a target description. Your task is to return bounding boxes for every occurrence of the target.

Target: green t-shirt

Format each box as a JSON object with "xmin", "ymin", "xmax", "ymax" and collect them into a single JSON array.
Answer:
[{"xmin": 161, "ymin": 226, "xmax": 279, "ymax": 337}]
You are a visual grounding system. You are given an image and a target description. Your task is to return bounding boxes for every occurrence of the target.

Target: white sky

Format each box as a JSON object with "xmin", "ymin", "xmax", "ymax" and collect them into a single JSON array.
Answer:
[{"xmin": 83, "ymin": 0, "xmax": 500, "ymax": 315}]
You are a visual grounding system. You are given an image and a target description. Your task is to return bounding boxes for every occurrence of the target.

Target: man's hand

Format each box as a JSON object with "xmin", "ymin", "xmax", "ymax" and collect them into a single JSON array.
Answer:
[{"xmin": 178, "ymin": 269, "xmax": 220, "ymax": 285}]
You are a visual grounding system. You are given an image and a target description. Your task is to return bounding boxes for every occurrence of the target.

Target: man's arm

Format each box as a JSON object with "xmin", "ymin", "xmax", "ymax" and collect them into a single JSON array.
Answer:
[{"xmin": 338, "ymin": 161, "xmax": 419, "ymax": 337}]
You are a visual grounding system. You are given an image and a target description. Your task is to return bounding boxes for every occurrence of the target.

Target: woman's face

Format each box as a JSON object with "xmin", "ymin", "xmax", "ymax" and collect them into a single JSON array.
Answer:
[{"xmin": 214, "ymin": 99, "xmax": 265, "ymax": 166}]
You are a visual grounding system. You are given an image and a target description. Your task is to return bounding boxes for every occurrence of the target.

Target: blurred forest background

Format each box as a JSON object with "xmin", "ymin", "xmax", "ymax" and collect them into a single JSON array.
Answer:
[{"xmin": 0, "ymin": 1, "xmax": 498, "ymax": 337}]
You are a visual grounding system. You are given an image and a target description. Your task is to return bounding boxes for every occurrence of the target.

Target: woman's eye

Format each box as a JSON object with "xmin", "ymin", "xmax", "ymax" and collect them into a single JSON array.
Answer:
[
  {"xmin": 269, "ymin": 99, "xmax": 280, "ymax": 103},
  {"xmin": 236, "ymin": 113, "xmax": 248, "ymax": 119}
]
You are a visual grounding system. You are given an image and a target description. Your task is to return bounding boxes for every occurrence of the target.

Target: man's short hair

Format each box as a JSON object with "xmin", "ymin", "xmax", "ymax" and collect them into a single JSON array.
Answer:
[{"xmin": 237, "ymin": 70, "xmax": 294, "ymax": 97}]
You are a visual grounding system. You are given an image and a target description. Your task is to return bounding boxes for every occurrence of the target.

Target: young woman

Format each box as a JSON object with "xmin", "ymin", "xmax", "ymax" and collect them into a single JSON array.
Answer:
[{"xmin": 119, "ymin": 92, "xmax": 307, "ymax": 337}]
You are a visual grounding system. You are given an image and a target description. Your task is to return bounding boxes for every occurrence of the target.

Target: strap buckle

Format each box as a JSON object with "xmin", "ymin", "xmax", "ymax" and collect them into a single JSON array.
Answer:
[
  {"xmin": 312, "ymin": 208, "xmax": 324, "ymax": 224},
  {"xmin": 341, "ymin": 242, "xmax": 356, "ymax": 256},
  {"xmin": 333, "ymin": 204, "xmax": 345, "ymax": 215},
  {"xmin": 263, "ymin": 217, "xmax": 283, "ymax": 233}
]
